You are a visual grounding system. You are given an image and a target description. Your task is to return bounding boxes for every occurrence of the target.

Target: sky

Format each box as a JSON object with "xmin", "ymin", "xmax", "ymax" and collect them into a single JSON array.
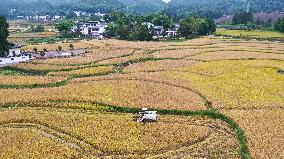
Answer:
[{"xmin": 162, "ymin": 0, "xmax": 171, "ymax": 3}]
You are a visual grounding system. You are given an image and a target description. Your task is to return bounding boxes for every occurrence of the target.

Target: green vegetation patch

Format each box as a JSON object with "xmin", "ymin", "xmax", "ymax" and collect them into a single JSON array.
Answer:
[{"xmin": 216, "ymin": 29, "xmax": 284, "ymax": 41}]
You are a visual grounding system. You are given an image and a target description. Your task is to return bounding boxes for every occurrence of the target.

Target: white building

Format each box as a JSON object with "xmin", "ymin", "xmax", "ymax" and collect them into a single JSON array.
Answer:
[
  {"xmin": 154, "ymin": 26, "xmax": 165, "ymax": 36},
  {"xmin": 166, "ymin": 24, "xmax": 180, "ymax": 37},
  {"xmin": 142, "ymin": 22, "xmax": 154, "ymax": 29},
  {"xmin": 73, "ymin": 11, "xmax": 90, "ymax": 17},
  {"xmin": 8, "ymin": 46, "xmax": 21, "ymax": 57},
  {"xmin": 71, "ymin": 21, "xmax": 107, "ymax": 39},
  {"xmin": 0, "ymin": 55, "xmax": 32, "ymax": 67}
]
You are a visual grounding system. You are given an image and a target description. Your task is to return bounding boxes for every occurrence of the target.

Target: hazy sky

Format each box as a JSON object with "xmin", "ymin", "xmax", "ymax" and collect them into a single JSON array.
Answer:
[{"xmin": 162, "ymin": 0, "xmax": 171, "ymax": 3}]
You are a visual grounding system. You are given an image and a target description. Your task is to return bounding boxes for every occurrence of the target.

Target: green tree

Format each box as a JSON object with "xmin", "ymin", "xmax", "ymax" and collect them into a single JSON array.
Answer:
[
  {"xmin": 116, "ymin": 24, "xmax": 132, "ymax": 40},
  {"xmin": 105, "ymin": 13, "xmax": 132, "ymax": 40},
  {"xmin": 105, "ymin": 23, "xmax": 117, "ymax": 38},
  {"xmin": 66, "ymin": 12, "xmax": 77, "ymax": 19},
  {"xmin": 232, "ymin": 11, "xmax": 253, "ymax": 25},
  {"xmin": 152, "ymin": 13, "xmax": 173, "ymax": 28},
  {"xmin": 179, "ymin": 17, "xmax": 216, "ymax": 38},
  {"xmin": 33, "ymin": 25, "xmax": 44, "ymax": 32},
  {"xmin": 0, "ymin": 16, "xmax": 9, "ymax": 57},
  {"xmin": 56, "ymin": 20, "xmax": 74, "ymax": 36},
  {"xmin": 89, "ymin": 14, "xmax": 101, "ymax": 21},
  {"xmin": 133, "ymin": 24, "xmax": 154, "ymax": 41},
  {"xmin": 275, "ymin": 17, "xmax": 284, "ymax": 33}
]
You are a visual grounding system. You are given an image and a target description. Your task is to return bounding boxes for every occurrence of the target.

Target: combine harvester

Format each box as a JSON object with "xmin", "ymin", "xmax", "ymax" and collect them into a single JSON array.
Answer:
[{"xmin": 134, "ymin": 108, "xmax": 158, "ymax": 123}]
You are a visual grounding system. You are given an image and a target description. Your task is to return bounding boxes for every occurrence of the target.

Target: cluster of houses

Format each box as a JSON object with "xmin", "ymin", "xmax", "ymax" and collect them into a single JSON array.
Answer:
[
  {"xmin": 142, "ymin": 22, "xmax": 180, "ymax": 39},
  {"xmin": 0, "ymin": 45, "xmax": 32, "ymax": 67},
  {"xmin": 71, "ymin": 21, "xmax": 180, "ymax": 39},
  {"xmin": 16, "ymin": 15, "xmax": 64, "ymax": 22},
  {"xmin": 14, "ymin": 11, "xmax": 105, "ymax": 22},
  {"xmin": 71, "ymin": 21, "xmax": 108, "ymax": 39},
  {"xmin": 0, "ymin": 45, "xmax": 84, "ymax": 67},
  {"xmin": 73, "ymin": 11, "xmax": 105, "ymax": 18}
]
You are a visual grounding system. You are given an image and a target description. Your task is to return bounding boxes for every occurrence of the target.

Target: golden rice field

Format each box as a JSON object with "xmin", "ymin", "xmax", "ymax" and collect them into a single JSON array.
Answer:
[{"xmin": 1, "ymin": 36, "xmax": 284, "ymax": 158}]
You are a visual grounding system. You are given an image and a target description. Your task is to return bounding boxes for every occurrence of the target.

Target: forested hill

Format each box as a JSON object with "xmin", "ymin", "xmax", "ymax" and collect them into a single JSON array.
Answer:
[
  {"xmin": 0, "ymin": 0, "xmax": 166, "ymax": 16},
  {"xmin": 117, "ymin": 0, "xmax": 165, "ymax": 14},
  {"xmin": 166, "ymin": 0, "xmax": 284, "ymax": 19},
  {"xmin": 0, "ymin": 0, "xmax": 124, "ymax": 16},
  {"xmin": 1, "ymin": 0, "xmax": 284, "ymax": 18}
]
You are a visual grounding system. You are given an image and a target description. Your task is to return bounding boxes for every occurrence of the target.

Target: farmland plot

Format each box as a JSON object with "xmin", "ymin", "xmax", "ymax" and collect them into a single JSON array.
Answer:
[{"xmin": 1, "ymin": 36, "xmax": 283, "ymax": 158}]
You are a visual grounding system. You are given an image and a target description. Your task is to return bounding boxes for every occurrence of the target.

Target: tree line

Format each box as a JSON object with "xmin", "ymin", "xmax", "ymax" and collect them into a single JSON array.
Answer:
[
  {"xmin": 104, "ymin": 13, "xmax": 216, "ymax": 41},
  {"xmin": 55, "ymin": 12, "xmax": 216, "ymax": 41},
  {"xmin": 227, "ymin": 11, "xmax": 284, "ymax": 32}
]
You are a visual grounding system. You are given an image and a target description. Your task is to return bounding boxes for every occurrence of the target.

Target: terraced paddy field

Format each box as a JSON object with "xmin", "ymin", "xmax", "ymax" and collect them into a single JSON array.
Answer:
[{"xmin": 1, "ymin": 36, "xmax": 284, "ymax": 158}]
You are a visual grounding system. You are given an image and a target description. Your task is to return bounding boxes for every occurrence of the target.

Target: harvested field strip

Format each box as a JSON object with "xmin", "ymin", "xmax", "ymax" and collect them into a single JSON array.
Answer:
[
  {"xmin": 124, "ymin": 69, "xmax": 227, "ymax": 78},
  {"xmin": 113, "ymin": 57, "xmax": 181, "ymax": 73},
  {"xmin": 47, "ymin": 66, "xmax": 114, "ymax": 78},
  {"xmin": 0, "ymin": 70, "xmax": 113, "ymax": 89},
  {"xmin": 5, "ymin": 55, "xmax": 284, "ymax": 78},
  {"xmin": 3, "ymin": 49, "xmax": 138, "ymax": 74},
  {"xmin": 158, "ymin": 45, "xmax": 222, "ymax": 51},
  {"xmin": 29, "ymin": 49, "xmax": 138, "ymax": 67},
  {"xmin": 12, "ymin": 46, "xmax": 284, "ymax": 78},
  {"xmin": 0, "ymin": 67, "xmax": 114, "ymax": 89}
]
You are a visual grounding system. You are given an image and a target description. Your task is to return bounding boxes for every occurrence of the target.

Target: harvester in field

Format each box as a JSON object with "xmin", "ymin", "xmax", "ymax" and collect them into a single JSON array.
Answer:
[{"xmin": 134, "ymin": 108, "xmax": 158, "ymax": 123}]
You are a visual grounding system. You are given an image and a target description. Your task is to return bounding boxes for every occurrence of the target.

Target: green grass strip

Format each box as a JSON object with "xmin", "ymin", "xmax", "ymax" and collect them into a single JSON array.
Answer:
[{"xmin": 0, "ymin": 80, "xmax": 68, "ymax": 89}]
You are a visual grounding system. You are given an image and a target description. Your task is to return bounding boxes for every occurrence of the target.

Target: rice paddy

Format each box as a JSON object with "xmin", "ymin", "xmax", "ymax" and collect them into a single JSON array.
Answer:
[{"xmin": 1, "ymin": 36, "xmax": 283, "ymax": 158}]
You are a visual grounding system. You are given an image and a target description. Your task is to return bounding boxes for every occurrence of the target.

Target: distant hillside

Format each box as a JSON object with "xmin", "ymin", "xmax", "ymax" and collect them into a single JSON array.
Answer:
[
  {"xmin": 0, "ymin": 0, "xmax": 54, "ymax": 16},
  {"xmin": 0, "ymin": 0, "xmax": 126, "ymax": 16},
  {"xmin": 0, "ymin": 0, "xmax": 164, "ymax": 16},
  {"xmin": 66, "ymin": 0, "xmax": 126, "ymax": 13},
  {"xmin": 46, "ymin": 0, "xmax": 80, "ymax": 6},
  {"xmin": 117, "ymin": 0, "xmax": 165, "ymax": 13},
  {"xmin": 166, "ymin": 0, "xmax": 284, "ymax": 19},
  {"xmin": 1, "ymin": 0, "xmax": 284, "ymax": 18}
]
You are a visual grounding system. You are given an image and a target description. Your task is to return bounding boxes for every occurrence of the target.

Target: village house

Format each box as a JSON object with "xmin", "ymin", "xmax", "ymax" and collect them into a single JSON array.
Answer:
[
  {"xmin": 8, "ymin": 45, "xmax": 22, "ymax": 57},
  {"xmin": 154, "ymin": 26, "xmax": 164, "ymax": 36},
  {"xmin": 142, "ymin": 22, "xmax": 180, "ymax": 39},
  {"xmin": 166, "ymin": 24, "xmax": 180, "ymax": 37},
  {"xmin": 71, "ymin": 21, "xmax": 108, "ymax": 39},
  {"xmin": 0, "ymin": 45, "xmax": 32, "ymax": 67},
  {"xmin": 73, "ymin": 11, "xmax": 92, "ymax": 17},
  {"xmin": 22, "ymin": 15, "xmax": 63, "ymax": 21}
]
